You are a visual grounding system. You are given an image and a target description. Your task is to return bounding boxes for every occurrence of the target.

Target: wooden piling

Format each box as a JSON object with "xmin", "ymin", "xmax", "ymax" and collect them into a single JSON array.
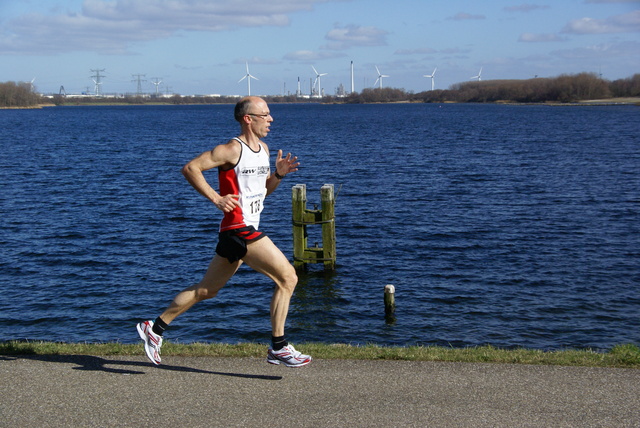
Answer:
[
  {"xmin": 384, "ymin": 284, "xmax": 396, "ymax": 315},
  {"xmin": 320, "ymin": 184, "xmax": 336, "ymax": 269},
  {"xmin": 292, "ymin": 184, "xmax": 336, "ymax": 270},
  {"xmin": 292, "ymin": 184, "xmax": 307, "ymax": 268}
]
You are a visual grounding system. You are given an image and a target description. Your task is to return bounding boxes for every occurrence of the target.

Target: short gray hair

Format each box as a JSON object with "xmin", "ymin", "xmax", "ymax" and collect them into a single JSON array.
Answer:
[{"xmin": 234, "ymin": 98, "xmax": 253, "ymax": 123}]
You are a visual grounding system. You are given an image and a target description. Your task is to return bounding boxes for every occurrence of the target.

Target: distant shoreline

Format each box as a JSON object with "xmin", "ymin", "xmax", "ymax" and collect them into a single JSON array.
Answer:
[
  {"xmin": 574, "ymin": 97, "xmax": 640, "ymax": 105},
  {"xmin": 3, "ymin": 97, "xmax": 639, "ymax": 109}
]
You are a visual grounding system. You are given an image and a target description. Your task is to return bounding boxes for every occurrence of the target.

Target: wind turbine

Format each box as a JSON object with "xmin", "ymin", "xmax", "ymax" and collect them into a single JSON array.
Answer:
[
  {"xmin": 373, "ymin": 66, "xmax": 389, "ymax": 89},
  {"xmin": 239, "ymin": 62, "xmax": 258, "ymax": 96},
  {"xmin": 151, "ymin": 77, "xmax": 163, "ymax": 97},
  {"xmin": 471, "ymin": 67, "xmax": 483, "ymax": 81},
  {"xmin": 92, "ymin": 78, "xmax": 103, "ymax": 96},
  {"xmin": 423, "ymin": 67, "xmax": 437, "ymax": 91},
  {"xmin": 311, "ymin": 65, "xmax": 327, "ymax": 97}
]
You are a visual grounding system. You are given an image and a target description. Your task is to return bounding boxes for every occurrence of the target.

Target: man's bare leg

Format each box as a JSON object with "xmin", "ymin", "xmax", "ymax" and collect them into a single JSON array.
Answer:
[
  {"xmin": 244, "ymin": 237, "xmax": 311, "ymax": 367},
  {"xmin": 242, "ymin": 237, "xmax": 297, "ymax": 337},
  {"xmin": 159, "ymin": 255, "xmax": 241, "ymax": 324}
]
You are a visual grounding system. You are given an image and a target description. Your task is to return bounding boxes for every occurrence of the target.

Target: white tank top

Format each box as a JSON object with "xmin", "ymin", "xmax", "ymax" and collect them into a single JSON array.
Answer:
[{"xmin": 218, "ymin": 138, "xmax": 269, "ymax": 231}]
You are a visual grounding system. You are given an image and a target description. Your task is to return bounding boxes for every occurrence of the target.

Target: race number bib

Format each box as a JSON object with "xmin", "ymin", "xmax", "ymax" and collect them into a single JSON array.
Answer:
[{"xmin": 241, "ymin": 189, "xmax": 266, "ymax": 228}]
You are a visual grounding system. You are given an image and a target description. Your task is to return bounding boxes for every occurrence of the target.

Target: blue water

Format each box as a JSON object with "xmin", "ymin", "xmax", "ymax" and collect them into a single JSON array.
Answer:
[{"xmin": 1, "ymin": 103, "xmax": 638, "ymax": 350}]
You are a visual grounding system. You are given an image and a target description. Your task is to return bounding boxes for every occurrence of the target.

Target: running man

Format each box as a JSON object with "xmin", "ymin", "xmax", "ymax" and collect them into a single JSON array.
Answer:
[{"xmin": 137, "ymin": 96, "xmax": 311, "ymax": 368}]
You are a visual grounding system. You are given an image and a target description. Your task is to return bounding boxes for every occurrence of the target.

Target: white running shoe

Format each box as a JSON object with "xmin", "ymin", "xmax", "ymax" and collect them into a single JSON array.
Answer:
[
  {"xmin": 266, "ymin": 344, "xmax": 312, "ymax": 368},
  {"xmin": 136, "ymin": 320, "xmax": 162, "ymax": 365}
]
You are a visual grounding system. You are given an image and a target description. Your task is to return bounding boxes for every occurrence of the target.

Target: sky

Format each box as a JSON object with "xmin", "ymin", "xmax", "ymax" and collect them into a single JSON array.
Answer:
[{"xmin": 1, "ymin": 0, "xmax": 639, "ymax": 96}]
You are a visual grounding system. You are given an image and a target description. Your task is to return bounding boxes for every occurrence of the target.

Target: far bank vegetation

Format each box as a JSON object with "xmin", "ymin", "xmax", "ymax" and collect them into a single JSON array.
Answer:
[
  {"xmin": 0, "ymin": 81, "xmax": 42, "ymax": 108},
  {"xmin": 2, "ymin": 72, "xmax": 639, "ymax": 108},
  {"xmin": 343, "ymin": 72, "xmax": 640, "ymax": 104}
]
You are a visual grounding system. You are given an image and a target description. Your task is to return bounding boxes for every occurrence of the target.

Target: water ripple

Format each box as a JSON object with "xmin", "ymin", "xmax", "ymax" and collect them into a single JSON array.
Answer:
[{"xmin": 0, "ymin": 104, "xmax": 638, "ymax": 350}]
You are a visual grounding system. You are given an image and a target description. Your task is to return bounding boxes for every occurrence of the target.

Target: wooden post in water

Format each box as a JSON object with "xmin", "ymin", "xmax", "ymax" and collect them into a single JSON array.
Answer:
[
  {"xmin": 384, "ymin": 284, "xmax": 396, "ymax": 324},
  {"xmin": 384, "ymin": 284, "xmax": 396, "ymax": 316},
  {"xmin": 292, "ymin": 184, "xmax": 308, "ymax": 268},
  {"xmin": 291, "ymin": 184, "xmax": 336, "ymax": 270},
  {"xmin": 320, "ymin": 184, "xmax": 336, "ymax": 270}
]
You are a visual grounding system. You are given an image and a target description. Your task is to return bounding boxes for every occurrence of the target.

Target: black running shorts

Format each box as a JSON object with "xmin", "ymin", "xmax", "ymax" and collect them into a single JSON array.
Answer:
[{"xmin": 216, "ymin": 226, "xmax": 266, "ymax": 263}]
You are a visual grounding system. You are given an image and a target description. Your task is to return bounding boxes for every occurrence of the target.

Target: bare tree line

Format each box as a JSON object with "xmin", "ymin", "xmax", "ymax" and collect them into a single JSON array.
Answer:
[
  {"xmin": 341, "ymin": 72, "xmax": 640, "ymax": 104},
  {"xmin": 0, "ymin": 81, "xmax": 42, "ymax": 107}
]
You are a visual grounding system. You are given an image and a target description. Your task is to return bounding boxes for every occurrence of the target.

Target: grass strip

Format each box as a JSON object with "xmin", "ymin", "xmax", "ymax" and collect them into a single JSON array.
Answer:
[{"xmin": 1, "ymin": 341, "xmax": 638, "ymax": 368}]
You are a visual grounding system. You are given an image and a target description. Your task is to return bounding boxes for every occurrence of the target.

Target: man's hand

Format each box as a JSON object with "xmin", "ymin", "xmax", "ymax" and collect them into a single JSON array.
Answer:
[
  {"xmin": 274, "ymin": 150, "xmax": 300, "ymax": 177},
  {"xmin": 214, "ymin": 194, "xmax": 240, "ymax": 212}
]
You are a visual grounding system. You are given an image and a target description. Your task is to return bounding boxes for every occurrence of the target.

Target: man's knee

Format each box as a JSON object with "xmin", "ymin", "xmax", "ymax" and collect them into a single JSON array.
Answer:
[
  {"xmin": 278, "ymin": 267, "xmax": 298, "ymax": 294},
  {"xmin": 194, "ymin": 284, "xmax": 220, "ymax": 301}
]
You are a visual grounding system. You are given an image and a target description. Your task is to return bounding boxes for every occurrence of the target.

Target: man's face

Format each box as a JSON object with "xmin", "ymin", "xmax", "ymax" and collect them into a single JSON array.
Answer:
[{"xmin": 247, "ymin": 101, "xmax": 273, "ymax": 138}]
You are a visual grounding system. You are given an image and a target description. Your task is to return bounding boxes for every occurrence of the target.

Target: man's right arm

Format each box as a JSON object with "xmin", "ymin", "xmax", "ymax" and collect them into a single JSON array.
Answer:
[{"xmin": 181, "ymin": 141, "xmax": 241, "ymax": 213}]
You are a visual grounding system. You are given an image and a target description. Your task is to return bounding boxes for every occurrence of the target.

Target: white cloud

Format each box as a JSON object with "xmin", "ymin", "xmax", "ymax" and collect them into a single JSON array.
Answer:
[
  {"xmin": 1, "ymin": 11, "xmax": 167, "ymax": 55},
  {"xmin": 80, "ymin": 0, "xmax": 294, "ymax": 30},
  {"xmin": 519, "ymin": 33, "xmax": 568, "ymax": 42},
  {"xmin": 551, "ymin": 40, "xmax": 640, "ymax": 59},
  {"xmin": 282, "ymin": 50, "xmax": 346, "ymax": 61},
  {"xmin": 0, "ymin": 0, "xmax": 339, "ymax": 55},
  {"xmin": 439, "ymin": 47, "xmax": 473, "ymax": 55},
  {"xmin": 447, "ymin": 12, "xmax": 486, "ymax": 21},
  {"xmin": 323, "ymin": 24, "xmax": 388, "ymax": 50},
  {"xmin": 562, "ymin": 10, "xmax": 640, "ymax": 34},
  {"xmin": 394, "ymin": 48, "xmax": 438, "ymax": 55},
  {"xmin": 174, "ymin": 64, "xmax": 203, "ymax": 71}
]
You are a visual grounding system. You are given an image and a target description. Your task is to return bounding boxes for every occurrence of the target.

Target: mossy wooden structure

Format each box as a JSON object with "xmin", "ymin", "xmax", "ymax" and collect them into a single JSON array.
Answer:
[{"xmin": 292, "ymin": 184, "xmax": 336, "ymax": 270}]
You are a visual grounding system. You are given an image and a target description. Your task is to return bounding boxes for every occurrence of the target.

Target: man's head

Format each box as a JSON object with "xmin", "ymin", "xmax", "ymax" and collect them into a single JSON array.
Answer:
[
  {"xmin": 234, "ymin": 96, "xmax": 272, "ymax": 138},
  {"xmin": 234, "ymin": 96, "xmax": 267, "ymax": 123}
]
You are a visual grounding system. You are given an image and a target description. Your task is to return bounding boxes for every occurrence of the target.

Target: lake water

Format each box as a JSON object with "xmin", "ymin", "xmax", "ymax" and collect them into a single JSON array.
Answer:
[{"xmin": 1, "ymin": 103, "xmax": 638, "ymax": 350}]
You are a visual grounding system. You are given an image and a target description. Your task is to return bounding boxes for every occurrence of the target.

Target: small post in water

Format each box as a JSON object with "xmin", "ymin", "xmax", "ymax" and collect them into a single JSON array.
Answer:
[{"xmin": 384, "ymin": 284, "xmax": 396, "ymax": 318}]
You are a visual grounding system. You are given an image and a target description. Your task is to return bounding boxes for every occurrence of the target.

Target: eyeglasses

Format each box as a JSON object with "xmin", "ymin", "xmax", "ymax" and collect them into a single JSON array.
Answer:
[{"xmin": 248, "ymin": 113, "xmax": 271, "ymax": 119}]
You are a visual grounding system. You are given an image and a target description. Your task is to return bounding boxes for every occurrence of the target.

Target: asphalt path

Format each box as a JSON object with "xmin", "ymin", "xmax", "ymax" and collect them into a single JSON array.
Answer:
[{"xmin": 1, "ymin": 354, "xmax": 638, "ymax": 427}]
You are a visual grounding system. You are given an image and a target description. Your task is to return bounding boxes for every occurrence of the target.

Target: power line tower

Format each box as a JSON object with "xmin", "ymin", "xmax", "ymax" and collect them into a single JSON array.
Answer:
[
  {"xmin": 90, "ymin": 68, "xmax": 106, "ymax": 96},
  {"xmin": 132, "ymin": 74, "xmax": 147, "ymax": 96},
  {"xmin": 151, "ymin": 77, "xmax": 163, "ymax": 97}
]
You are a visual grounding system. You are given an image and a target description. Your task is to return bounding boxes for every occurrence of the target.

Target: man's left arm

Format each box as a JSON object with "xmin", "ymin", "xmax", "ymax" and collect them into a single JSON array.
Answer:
[{"xmin": 266, "ymin": 149, "xmax": 299, "ymax": 196}]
